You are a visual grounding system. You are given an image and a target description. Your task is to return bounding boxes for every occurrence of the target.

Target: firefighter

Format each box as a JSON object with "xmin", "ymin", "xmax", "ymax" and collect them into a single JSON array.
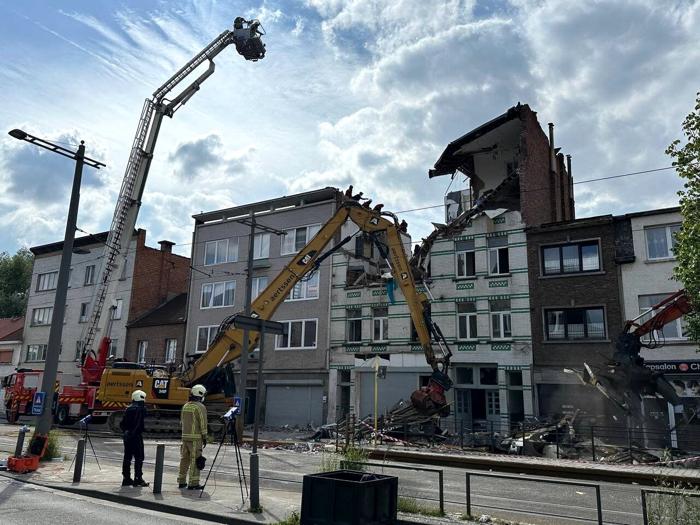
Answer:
[
  {"xmin": 120, "ymin": 389, "xmax": 149, "ymax": 487},
  {"xmin": 177, "ymin": 384, "xmax": 208, "ymax": 489}
]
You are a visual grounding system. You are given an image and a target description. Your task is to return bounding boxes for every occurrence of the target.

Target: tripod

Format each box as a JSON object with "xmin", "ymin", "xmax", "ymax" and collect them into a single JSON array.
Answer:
[
  {"xmin": 69, "ymin": 418, "xmax": 101, "ymax": 473},
  {"xmin": 200, "ymin": 417, "xmax": 248, "ymax": 503}
]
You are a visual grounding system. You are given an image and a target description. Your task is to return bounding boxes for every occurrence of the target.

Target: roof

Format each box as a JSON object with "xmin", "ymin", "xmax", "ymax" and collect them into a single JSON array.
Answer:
[
  {"xmin": 127, "ymin": 293, "xmax": 187, "ymax": 328},
  {"xmin": 0, "ymin": 317, "xmax": 24, "ymax": 342},
  {"xmin": 527, "ymin": 214, "xmax": 614, "ymax": 233},
  {"xmin": 430, "ymin": 104, "xmax": 527, "ymax": 178},
  {"xmin": 615, "ymin": 206, "xmax": 681, "ymax": 220},
  {"xmin": 30, "ymin": 229, "xmax": 141, "ymax": 256},
  {"xmin": 193, "ymin": 187, "xmax": 340, "ymax": 225}
]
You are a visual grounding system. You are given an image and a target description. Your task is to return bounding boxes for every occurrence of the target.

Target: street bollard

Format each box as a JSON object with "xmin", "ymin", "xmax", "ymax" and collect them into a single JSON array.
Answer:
[
  {"xmin": 73, "ymin": 439, "xmax": 85, "ymax": 483},
  {"xmin": 590, "ymin": 426, "xmax": 596, "ymax": 462},
  {"xmin": 555, "ymin": 428, "xmax": 560, "ymax": 459},
  {"xmin": 153, "ymin": 444, "xmax": 165, "ymax": 494},
  {"xmin": 14, "ymin": 426, "xmax": 29, "ymax": 458},
  {"xmin": 627, "ymin": 427, "xmax": 633, "ymax": 464}
]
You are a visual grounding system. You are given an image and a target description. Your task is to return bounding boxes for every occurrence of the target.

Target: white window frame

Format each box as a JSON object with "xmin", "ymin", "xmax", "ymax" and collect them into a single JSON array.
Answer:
[
  {"xmin": 196, "ymin": 325, "xmax": 219, "ymax": 353},
  {"xmin": 286, "ymin": 272, "xmax": 320, "ymax": 301},
  {"xmin": 253, "ymin": 233, "xmax": 270, "ymax": 260},
  {"xmin": 109, "ymin": 339, "xmax": 120, "ymax": 358},
  {"xmin": 346, "ymin": 308, "xmax": 363, "ymax": 343},
  {"xmin": 200, "ymin": 280, "xmax": 236, "ymax": 309},
  {"xmin": 31, "ymin": 307, "xmax": 53, "ymax": 326},
  {"xmin": 275, "ymin": 319, "xmax": 318, "ymax": 350},
  {"xmin": 372, "ymin": 307, "xmax": 388, "ymax": 342},
  {"xmin": 487, "ymin": 236, "xmax": 510, "ymax": 275},
  {"xmin": 639, "ymin": 294, "xmax": 687, "ymax": 341},
  {"xmin": 486, "ymin": 390, "xmax": 501, "ymax": 415},
  {"xmin": 490, "ymin": 300, "xmax": 512, "ymax": 340},
  {"xmin": 37, "ymin": 271, "xmax": 58, "ymax": 291},
  {"xmin": 645, "ymin": 224, "xmax": 681, "ymax": 260},
  {"xmin": 165, "ymin": 338, "xmax": 177, "ymax": 363},
  {"xmin": 455, "ymin": 240, "xmax": 476, "ymax": 278},
  {"xmin": 111, "ymin": 299, "xmax": 124, "ymax": 320},
  {"xmin": 84, "ymin": 264, "xmax": 96, "ymax": 285},
  {"xmin": 252, "ymin": 276, "xmax": 268, "ymax": 299},
  {"xmin": 79, "ymin": 302, "xmax": 90, "ymax": 323},
  {"xmin": 26, "ymin": 344, "xmax": 48, "ymax": 362},
  {"xmin": 204, "ymin": 238, "xmax": 239, "ymax": 266},
  {"xmin": 281, "ymin": 224, "xmax": 321, "ymax": 256},
  {"xmin": 137, "ymin": 340, "xmax": 148, "ymax": 364},
  {"xmin": 457, "ymin": 302, "xmax": 478, "ymax": 340}
]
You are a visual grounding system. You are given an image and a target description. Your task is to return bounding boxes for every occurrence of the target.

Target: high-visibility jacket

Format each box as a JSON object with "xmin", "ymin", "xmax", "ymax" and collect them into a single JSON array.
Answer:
[{"xmin": 181, "ymin": 400, "xmax": 207, "ymax": 441}]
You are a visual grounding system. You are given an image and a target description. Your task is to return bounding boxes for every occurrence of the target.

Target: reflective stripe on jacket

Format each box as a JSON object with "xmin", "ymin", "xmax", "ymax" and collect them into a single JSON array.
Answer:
[{"xmin": 181, "ymin": 401, "xmax": 207, "ymax": 441}]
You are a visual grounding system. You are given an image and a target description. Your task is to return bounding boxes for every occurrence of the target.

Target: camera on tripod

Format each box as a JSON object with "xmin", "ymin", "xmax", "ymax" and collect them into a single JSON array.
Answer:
[
  {"xmin": 79, "ymin": 414, "xmax": 92, "ymax": 426},
  {"xmin": 221, "ymin": 406, "xmax": 240, "ymax": 422}
]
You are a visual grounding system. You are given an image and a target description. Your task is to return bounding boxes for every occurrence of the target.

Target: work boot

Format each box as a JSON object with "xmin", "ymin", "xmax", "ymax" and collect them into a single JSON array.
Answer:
[
  {"xmin": 133, "ymin": 478, "xmax": 149, "ymax": 487},
  {"xmin": 121, "ymin": 478, "xmax": 133, "ymax": 486},
  {"xmin": 187, "ymin": 484, "xmax": 205, "ymax": 490},
  {"xmin": 178, "ymin": 482, "xmax": 187, "ymax": 488}
]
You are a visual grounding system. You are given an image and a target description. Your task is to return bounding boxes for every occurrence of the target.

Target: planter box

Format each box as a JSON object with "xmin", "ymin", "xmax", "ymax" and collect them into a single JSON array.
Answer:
[{"xmin": 301, "ymin": 470, "xmax": 398, "ymax": 525}]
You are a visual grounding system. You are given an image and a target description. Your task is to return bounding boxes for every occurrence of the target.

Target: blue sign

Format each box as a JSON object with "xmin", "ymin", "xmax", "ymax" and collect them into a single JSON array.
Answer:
[
  {"xmin": 32, "ymin": 391, "xmax": 46, "ymax": 416},
  {"xmin": 233, "ymin": 396, "xmax": 242, "ymax": 409}
]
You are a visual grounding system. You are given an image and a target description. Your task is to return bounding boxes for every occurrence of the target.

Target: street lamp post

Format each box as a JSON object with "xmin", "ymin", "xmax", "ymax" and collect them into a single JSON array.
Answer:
[{"xmin": 8, "ymin": 129, "xmax": 105, "ymax": 453}]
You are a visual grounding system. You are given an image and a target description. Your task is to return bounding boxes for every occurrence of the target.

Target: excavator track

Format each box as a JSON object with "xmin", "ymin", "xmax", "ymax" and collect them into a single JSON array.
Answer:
[{"xmin": 107, "ymin": 402, "xmax": 229, "ymax": 436}]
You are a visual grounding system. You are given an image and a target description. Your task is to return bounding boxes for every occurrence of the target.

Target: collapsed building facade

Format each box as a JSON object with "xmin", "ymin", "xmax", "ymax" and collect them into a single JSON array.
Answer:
[{"xmin": 328, "ymin": 103, "xmax": 574, "ymax": 432}]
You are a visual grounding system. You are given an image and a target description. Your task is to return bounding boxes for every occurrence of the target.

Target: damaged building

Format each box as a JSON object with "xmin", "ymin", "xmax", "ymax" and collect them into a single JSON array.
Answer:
[{"xmin": 328, "ymin": 103, "xmax": 574, "ymax": 432}]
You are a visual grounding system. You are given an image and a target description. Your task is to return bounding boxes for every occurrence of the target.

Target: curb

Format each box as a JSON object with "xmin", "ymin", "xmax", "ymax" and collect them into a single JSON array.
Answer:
[
  {"xmin": 0, "ymin": 472, "xmax": 264, "ymax": 524},
  {"xmin": 368, "ymin": 448, "xmax": 700, "ymax": 486}
]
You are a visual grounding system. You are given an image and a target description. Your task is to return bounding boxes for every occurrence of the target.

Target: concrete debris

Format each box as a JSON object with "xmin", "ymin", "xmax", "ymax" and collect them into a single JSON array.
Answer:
[{"xmin": 478, "ymin": 515, "xmax": 492, "ymax": 523}]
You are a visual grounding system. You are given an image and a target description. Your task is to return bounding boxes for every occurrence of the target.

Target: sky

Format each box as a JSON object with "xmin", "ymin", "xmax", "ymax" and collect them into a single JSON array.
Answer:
[{"xmin": 0, "ymin": 0, "xmax": 698, "ymax": 257}]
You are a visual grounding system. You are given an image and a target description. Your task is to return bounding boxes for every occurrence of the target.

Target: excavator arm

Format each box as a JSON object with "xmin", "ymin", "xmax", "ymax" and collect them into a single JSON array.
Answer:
[{"xmin": 180, "ymin": 193, "xmax": 453, "ymax": 414}]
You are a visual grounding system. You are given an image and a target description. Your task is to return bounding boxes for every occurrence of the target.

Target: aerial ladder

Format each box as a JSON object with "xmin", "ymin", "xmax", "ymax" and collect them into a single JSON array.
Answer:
[{"xmin": 77, "ymin": 18, "xmax": 265, "ymax": 375}]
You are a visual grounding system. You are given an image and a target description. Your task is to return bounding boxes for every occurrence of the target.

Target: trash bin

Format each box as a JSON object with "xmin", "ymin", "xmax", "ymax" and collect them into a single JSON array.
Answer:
[{"xmin": 300, "ymin": 469, "xmax": 398, "ymax": 525}]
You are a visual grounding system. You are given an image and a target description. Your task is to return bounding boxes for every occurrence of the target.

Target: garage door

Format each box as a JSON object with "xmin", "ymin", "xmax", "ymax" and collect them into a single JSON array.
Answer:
[
  {"xmin": 358, "ymin": 372, "xmax": 418, "ymax": 418},
  {"xmin": 265, "ymin": 385, "xmax": 324, "ymax": 427}
]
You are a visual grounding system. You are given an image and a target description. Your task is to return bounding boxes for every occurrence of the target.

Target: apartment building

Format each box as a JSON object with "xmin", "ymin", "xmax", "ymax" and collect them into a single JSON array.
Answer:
[
  {"xmin": 329, "ymin": 104, "xmax": 573, "ymax": 432},
  {"xmin": 21, "ymin": 230, "xmax": 189, "ymax": 384},
  {"xmin": 185, "ymin": 187, "xmax": 342, "ymax": 428}
]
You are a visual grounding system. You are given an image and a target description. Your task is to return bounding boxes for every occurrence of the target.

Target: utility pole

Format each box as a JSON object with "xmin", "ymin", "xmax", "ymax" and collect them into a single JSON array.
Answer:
[{"xmin": 7, "ymin": 130, "xmax": 104, "ymax": 452}]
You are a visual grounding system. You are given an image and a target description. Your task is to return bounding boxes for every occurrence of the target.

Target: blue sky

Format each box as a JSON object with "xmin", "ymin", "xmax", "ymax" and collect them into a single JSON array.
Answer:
[{"xmin": 1, "ymin": 0, "xmax": 699, "ymax": 256}]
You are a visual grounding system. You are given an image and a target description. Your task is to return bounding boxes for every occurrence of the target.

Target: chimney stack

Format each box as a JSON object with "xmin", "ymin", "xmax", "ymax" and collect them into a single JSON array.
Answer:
[{"xmin": 158, "ymin": 240, "xmax": 174, "ymax": 253}]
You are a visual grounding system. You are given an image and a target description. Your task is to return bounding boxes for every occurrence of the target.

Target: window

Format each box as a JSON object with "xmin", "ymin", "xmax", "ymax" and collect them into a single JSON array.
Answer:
[
  {"xmin": 197, "ymin": 326, "xmax": 219, "ymax": 353},
  {"xmin": 487, "ymin": 390, "xmax": 501, "ymax": 415},
  {"xmin": 276, "ymin": 319, "xmax": 318, "ymax": 349},
  {"xmin": 79, "ymin": 302, "xmax": 90, "ymax": 323},
  {"xmin": 355, "ymin": 234, "xmax": 374, "ymax": 258},
  {"xmin": 253, "ymin": 233, "xmax": 270, "ymax": 259},
  {"xmin": 507, "ymin": 371, "xmax": 523, "ymax": 386},
  {"xmin": 37, "ymin": 271, "xmax": 58, "ymax": 291},
  {"xmin": 26, "ymin": 344, "xmax": 48, "ymax": 362},
  {"xmin": 542, "ymin": 241, "xmax": 600, "ymax": 275},
  {"xmin": 639, "ymin": 294, "xmax": 687, "ymax": 340},
  {"xmin": 281, "ymin": 224, "xmax": 321, "ymax": 255},
  {"xmin": 111, "ymin": 299, "xmax": 123, "ymax": 320},
  {"xmin": 487, "ymin": 236, "xmax": 509, "ymax": 275},
  {"xmin": 0, "ymin": 349, "xmax": 12, "ymax": 364},
  {"xmin": 645, "ymin": 224, "xmax": 681, "ymax": 260},
  {"xmin": 109, "ymin": 339, "xmax": 120, "ymax": 358},
  {"xmin": 372, "ymin": 307, "xmax": 388, "ymax": 341},
  {"xmin": 347, "ymin": 308, "xmax": 362, "ymax": 342},
  {"xmin": 31, "ymin": 307, "xmax": 53, "ymax": 326},
  {"xmin": 490, "ymin": 299, "xmax": 512, "ymax": 339},
  {"xmin": 165, "ymin": 339, "xmax": 177, "ymax": 363},
  {"xmin": 456, "ymin": 367, "xmax": 474, "ymax": 384},
  {"xmin": 137, "ymin": 340, "xmax": 148, "ymax": 364},
  {"xmin": 287, "ymin": 272, "xmax": 320, "ymax": 301},
  {"xmin": 545, "ymin": 307, "xmax": 606, "ymax": 340},
  {"xmin": 201, "ymin": 280, "xmax": 236, "ymax": 308},
  {"xmin": 204, "ymin": 238, "xmax": 238, "ymax": 265},
  {"xmin": 455, "ymin": 240, "xmax": 476, "ymax": 278},
  {"xmin": 75, "ymin": 340, "xmax": 83, "ymax": 361},
  {"xmin": 84, "ymin": 265, "xmax": 96, "ymax": 285},
  {"xmin": 457, "ymin": 302, "xmax": 478, "ymax": 340},
  {"xmin": 252, "ymin": 276, "xmax": 268, "ymax": 299},
  {"xmin": 480, "ymin": 367, "xmax": 498, "ymax": 385}
]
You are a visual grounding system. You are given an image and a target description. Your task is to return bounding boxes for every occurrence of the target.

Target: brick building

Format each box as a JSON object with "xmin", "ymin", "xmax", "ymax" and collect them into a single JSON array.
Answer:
[
  {"xmin": 21, "ymin": 230, "xmax": 189, "ymax": 384},
  {"xmin": 329, "ymin": 104, "xmax": 573, "ymax": 431},
  {"xmin": 527, "ymin": 215, "xmax": 625, "ymax": 424},
  {"xmin": 125, "ymin": 293, "xmax": 187, "ymax": 368}
]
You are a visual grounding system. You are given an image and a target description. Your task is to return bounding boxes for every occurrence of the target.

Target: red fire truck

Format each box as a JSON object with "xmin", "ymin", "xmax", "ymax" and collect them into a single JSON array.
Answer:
[{"xmin": 2, "ymin": 369, "xmax": 62, "ymax": 423}]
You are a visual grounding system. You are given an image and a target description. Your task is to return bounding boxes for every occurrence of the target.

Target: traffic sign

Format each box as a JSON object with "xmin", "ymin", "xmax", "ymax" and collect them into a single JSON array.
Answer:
[
  {"xmin": 233, "ymin": 395, "xmax": 242, "ymax": 409},
  {"xmin": 232, "ymin": 314, "xmax": 286, "ymax": 334},
  {"xmin": 32, "ymin": 391, "xmax": 46, "ymax": 416}
]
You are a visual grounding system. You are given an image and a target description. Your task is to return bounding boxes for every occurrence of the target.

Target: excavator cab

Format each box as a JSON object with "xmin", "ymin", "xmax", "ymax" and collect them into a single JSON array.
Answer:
[{"xmin": 232, "ymin": 17, "xmax": 266, "ymax": 61}]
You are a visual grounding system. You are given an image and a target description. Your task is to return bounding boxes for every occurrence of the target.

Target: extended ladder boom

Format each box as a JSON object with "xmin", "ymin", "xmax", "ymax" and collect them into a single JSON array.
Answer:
[{"xmin": 80, "ymin": 19, "xmax": 265, "ymax": 357}]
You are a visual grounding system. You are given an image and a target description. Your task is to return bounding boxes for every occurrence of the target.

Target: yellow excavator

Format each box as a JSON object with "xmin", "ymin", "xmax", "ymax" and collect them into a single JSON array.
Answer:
[{"xmin": 100, "ymin": 191, "xmax": 454, "ymax": 432}]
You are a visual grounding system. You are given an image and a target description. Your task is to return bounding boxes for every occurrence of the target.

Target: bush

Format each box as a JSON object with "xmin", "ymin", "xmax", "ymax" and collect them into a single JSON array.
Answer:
[
  {"xmin": 397, "ymin": 496, "xmax": 443, "ymax": 517},
  {"xmin": 645, "ymin": 485, "xmax": 700, "ymax": 525},
  {"xmin": 317, "ymin": 445, "xmax": 368, "ymax": 472},
  {"xmin": 39, "ymin": 430, "xmax": 61, "ymax": 461},
  {"xmin": 275, "ymin": 511, "xmax": 300, "ymax": 525}
]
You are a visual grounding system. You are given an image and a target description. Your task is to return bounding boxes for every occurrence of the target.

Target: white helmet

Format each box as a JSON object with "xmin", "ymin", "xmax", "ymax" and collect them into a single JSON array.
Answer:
[
  {"xmin": 132, "ymin": 390, "xmax": 146, "ymax": 402},
  {"xmin": 191, "ymin": 384, "xmax": 207, "ymax": 399}
]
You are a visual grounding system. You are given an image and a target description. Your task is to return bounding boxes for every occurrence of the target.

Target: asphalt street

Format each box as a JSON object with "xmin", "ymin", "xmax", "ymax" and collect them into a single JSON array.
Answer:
[{"xmin": 0, "ymin": 419, "xmax": 650, "ymax": 524}]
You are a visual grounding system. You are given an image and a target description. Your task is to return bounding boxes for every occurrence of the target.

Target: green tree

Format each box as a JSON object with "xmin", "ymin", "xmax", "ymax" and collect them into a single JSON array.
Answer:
[
  {"xmin": 666, "ymin": 91, "xmax": 700, "ymax": 342},
  {"xmin": 0, "ymin": 248, "xmax": 33, "ymax": 318}
]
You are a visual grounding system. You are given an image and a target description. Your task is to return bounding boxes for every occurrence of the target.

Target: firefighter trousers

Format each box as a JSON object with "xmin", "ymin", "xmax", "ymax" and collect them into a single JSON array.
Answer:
[
  {"xmin": 122, "ymin": 433, "xmax": 145, "ymax": 480},
  {"xmin": 177, "ymin": 439, "xmax": 203, "ymax": 485}
]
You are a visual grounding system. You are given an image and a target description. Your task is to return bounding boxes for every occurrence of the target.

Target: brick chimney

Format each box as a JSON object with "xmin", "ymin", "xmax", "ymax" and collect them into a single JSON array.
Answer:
[{"xmin": 158, "ymin": 240, "xmax": 175, "ymax": 253}]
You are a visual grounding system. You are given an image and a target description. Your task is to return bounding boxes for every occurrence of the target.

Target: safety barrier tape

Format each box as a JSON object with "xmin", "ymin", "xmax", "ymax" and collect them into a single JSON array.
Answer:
[{"xmin": 358, "ymin": 419, "xmax": 411, "ymax": 446}]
